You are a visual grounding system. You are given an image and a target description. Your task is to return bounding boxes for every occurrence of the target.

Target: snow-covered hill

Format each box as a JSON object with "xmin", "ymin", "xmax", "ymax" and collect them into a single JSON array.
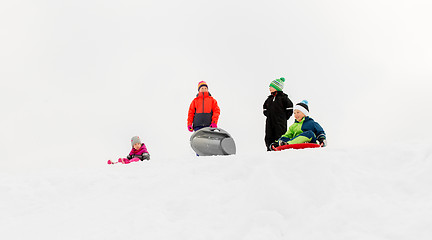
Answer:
[
  {"xmin": 2, "ymin": 144, "xmax": 432, "ymax": 239},
  {"xmin": 1, "ymin": 0, "xmax": 432, "ymax": 239}
]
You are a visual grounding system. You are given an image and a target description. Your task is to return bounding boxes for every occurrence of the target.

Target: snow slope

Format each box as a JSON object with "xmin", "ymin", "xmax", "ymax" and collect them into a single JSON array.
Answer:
[
  {"xmin": 2, "ymin": 144, "xmax": 432, "ymax": 240},
  {"xmin": 1, "ymin": 0, "xmax": 432, "ymax": 239}
]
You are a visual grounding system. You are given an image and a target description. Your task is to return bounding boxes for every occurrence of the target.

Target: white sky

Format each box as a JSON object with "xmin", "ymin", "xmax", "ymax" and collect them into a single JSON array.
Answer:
[{"xmin": 1, "ymin": 0, "xmax": 431, "ymax": 169}]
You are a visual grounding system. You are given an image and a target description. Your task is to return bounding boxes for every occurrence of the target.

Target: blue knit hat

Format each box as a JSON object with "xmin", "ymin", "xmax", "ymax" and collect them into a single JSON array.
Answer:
[
  {"xmin": 269, "ymin": 77, "xmax": 285, "ymax": 91},
  {"xmin": 294, "ymin": 100, "xmax": 309, "ymax": 116}
]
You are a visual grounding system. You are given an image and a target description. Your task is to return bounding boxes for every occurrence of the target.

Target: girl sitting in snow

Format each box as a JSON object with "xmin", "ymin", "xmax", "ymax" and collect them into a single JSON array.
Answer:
[
  {"xmin": 271, "ymin": 100, "xmax": 327, "ymax": 150},
  {"xmin": 127, "ymin": 136, "xmax": 150, "ymax": 161},
  {"xmin": 108, "ymin": 136, "xmax": 150, "ymax": 164}
]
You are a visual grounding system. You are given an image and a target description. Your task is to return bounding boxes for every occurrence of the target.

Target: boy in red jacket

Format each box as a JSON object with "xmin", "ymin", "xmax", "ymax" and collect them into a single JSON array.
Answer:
[{"xmin": 187, "ymin": 81, "xmax": 221, "ymax": 132}]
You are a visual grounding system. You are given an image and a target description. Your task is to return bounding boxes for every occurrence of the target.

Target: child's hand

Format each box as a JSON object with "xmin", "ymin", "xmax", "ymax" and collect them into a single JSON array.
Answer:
[
  {"xmin": 188, "ymin": 125, "xmax": 193, "ymax": 132},
  {"xmin": 210, "ymin": 123, "xmax": 217, "ymax": 128},
  {"xmin": 142, "ymin": 153, "xmax": 150, "ymax": 160},
  {"xmin": 319, "ymin": 139, "xmax": 327, "ymax": 147}
]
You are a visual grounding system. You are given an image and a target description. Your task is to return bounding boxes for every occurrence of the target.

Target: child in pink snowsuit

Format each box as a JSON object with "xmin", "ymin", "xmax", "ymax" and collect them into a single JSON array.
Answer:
[
  {"xmin": 125, "ymin": 136, "xmax": 150, "ymax": 163},
  {"xmin": 108, "ymin": 136, "xmax": 150, "ymax": 164},
  {"xmin": 128, "ymin": 136, "xmax": 150, "ymax": 160},
  {"xmin": 112, "ymin": 136, "xmax": 150, "ymax": 164}
]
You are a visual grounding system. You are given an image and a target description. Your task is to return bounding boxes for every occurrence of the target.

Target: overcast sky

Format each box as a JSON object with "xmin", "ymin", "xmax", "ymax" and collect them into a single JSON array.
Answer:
[{"xmin": 1, "ymin": 0, "xmax": 431, "ymax": 169}]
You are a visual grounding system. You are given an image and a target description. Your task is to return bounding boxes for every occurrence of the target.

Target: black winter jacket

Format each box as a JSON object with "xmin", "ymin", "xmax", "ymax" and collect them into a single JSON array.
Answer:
[{"xmin": 263, "ymin": 91, "xmax": 293, "ymax": 147}]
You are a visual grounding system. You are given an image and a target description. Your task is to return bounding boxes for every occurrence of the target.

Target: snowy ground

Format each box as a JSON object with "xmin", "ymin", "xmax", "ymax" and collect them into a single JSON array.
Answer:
[
  {"xmin": 2, "ymin": 144, "xmax": 432, "ymax": 240},
  {"xmin": 1, "ymin": 0, "xmax": 432, "ymax": 239}
]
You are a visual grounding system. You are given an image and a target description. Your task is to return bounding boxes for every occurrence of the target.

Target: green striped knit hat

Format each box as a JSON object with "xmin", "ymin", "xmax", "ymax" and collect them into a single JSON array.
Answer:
[{"xmin": 269, "ymin": 77, "xmax": 285, "ymax": 91}]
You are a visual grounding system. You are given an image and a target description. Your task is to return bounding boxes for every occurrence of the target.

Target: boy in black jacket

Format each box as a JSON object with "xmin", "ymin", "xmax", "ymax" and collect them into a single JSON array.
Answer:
[{"xmin": 263, "ymin": 77, "xmax": 293, "ymax": 151}]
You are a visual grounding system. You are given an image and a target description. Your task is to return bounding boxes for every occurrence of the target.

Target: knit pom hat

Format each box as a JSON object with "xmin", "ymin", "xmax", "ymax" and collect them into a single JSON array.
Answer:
[
  {"xmin": 269, "ymin": 77, "xmax": 285, "ymax": 91},
  {"xmin": 198, "ymin": 81, "xmax": 208, "ymax": 91},
  {"xmin": 131, "ymin": 136, "xmax": 142, "ymax": 147},
  {"xmin": 294, "ymin": 100, "xmax": 309, "ymax": 116}
]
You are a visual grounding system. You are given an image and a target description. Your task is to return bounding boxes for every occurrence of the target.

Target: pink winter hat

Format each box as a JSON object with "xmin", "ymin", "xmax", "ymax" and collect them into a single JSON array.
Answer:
[{"xmin": 198, "ymin": 81, "xmax": 208, "ymax": 91}]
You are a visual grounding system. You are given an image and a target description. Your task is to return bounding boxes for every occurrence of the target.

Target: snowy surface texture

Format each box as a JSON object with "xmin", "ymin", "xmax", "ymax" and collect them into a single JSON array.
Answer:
[
  {"xmin": 2, "ymin": 145, "xmax": 432, "ymax": 240},
  {"xmin": 1, "ymin": 0, "xmax": 432, "ymax": 239}
]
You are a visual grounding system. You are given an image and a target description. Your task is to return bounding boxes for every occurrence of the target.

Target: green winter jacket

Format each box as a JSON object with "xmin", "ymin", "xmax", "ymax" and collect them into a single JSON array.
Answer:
[{"xmin": 281, "ymin": 116, "xmax": 326, "ymax": 140}]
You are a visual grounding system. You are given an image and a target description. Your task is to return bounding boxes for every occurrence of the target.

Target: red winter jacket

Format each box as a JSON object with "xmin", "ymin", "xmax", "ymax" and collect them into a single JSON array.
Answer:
[{"xmin": 187, "ymin": 92, "xmax": 220, "ymax": 128}]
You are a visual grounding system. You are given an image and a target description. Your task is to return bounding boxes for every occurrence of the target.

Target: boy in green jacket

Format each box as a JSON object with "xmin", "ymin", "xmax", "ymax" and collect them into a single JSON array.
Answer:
[{"xmin": 272, "ymin": 100, "xmax": 327, "ymax": 149}]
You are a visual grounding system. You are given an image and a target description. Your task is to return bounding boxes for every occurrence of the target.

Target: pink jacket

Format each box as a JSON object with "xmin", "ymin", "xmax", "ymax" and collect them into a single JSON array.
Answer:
[{"xmin": 129, "ymin": 144, "xmax": 149, "ymax": 156}]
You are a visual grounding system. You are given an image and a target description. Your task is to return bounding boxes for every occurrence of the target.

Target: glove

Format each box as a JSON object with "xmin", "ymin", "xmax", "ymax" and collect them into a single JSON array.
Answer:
[
  {"xmin": 319, "ymin": 138, "xmax": 327, "ymax": 147},
  {"xmin": 142, "ymin": 153, "xmax": 150, "ymax": 161},
  {"xmin": 270, "ymin": 142, "xmax": 279, "ymax": 151},
  {"xmin": 210, "ymin": 123, "xmax": 217, "ymax": 128},
  {"xmin": 127, "ymin": 155, "xmax": 132, "ymax": 160},
  {"xmin": 278, "ymin": 137, "xmax": 289, "ymax": 146},
  {"xmin": 188, "ymin": 125, "xmax": 193, "ymax": 132}
]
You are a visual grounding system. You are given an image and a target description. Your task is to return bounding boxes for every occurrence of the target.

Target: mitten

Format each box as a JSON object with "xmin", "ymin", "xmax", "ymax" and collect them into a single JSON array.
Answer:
[
  {"xmin": 142, "ymin": 153, "xmax": 150, "ymax": 160},
  {"xmin": 278, "ymin": 137, "xmax": 289, "ymax": 146},
  {"xmin": 127, "ymin": 155, "xmax": 132, "ymax": 160},
  {"xmin": 270, "ymin": 142, "xmax": 279, "ymax": 151},
  {"xmin": 188, "ymin": 125, "xmax": 193, "ymax": 132},
  {"xmin": 210, "ymin": 123, "xmax": 217, "ymax": 128},
  {"xmin": 318, "ymin": 138, "xmax": 327, "ymax": 147}
]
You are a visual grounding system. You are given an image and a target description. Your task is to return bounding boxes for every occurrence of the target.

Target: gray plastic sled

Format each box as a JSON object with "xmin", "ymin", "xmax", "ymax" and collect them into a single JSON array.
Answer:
[{"xmin": 190, "ymin": 127, "xmax": 236, "ymax": 156}]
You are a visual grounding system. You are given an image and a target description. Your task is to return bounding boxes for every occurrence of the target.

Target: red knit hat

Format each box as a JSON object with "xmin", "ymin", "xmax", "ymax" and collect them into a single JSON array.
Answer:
[{"xmin": 198, "ymin": 81, "xmax": 208, "ymax": 91}]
